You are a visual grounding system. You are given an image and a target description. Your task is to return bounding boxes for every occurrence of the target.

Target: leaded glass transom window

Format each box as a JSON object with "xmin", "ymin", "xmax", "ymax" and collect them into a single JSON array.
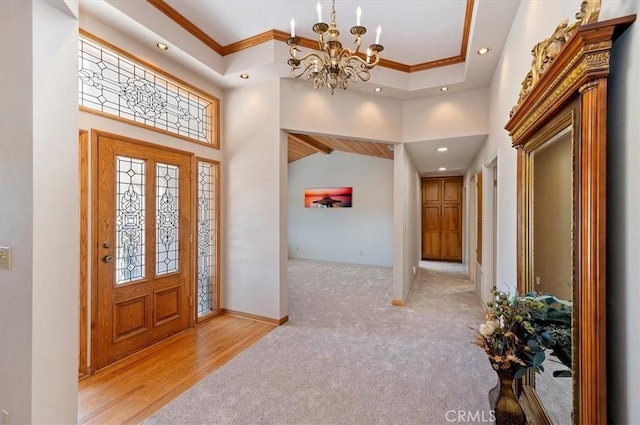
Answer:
[
  {"xmin": 78, "ymin": 33, "xmax": 218, "ymax": 147},
  {"xmin": 116, "ymin": 156, "xmax": 146, "ymax": 284},
  {"xmin": 156, "ymin": 163, "xmax": 179, "ymax": 276},
  {"xmin": 197, "ymin": 161, "xmax": 217, "ymax": 317}
]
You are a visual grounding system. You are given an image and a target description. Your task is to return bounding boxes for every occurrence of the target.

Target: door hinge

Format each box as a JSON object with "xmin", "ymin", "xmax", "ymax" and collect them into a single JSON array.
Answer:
[{"xmin": 190, "ymin": 233, "xmax": 193, "ymax": 243}]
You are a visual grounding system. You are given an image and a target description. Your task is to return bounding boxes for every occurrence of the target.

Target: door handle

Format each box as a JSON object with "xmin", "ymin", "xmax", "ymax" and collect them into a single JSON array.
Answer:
[{"xmin": 102, "ymin": 255, "xmax": 114, "ymax": 263}]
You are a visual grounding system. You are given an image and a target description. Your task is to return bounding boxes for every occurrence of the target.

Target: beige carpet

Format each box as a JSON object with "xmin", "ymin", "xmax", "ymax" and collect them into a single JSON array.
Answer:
[{"xmin": 145, "ymin": 259, "xmax": 496, "ymax": 425}]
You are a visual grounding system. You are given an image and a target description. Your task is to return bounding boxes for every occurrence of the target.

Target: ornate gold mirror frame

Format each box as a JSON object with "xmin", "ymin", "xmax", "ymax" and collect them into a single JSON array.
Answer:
[{"xmin": 505, "ymin": 3, "xmax": 635, "ymax": 423}]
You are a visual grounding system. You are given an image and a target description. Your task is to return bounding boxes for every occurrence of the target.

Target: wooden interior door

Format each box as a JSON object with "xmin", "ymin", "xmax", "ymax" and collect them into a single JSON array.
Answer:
[
  {"xmin": 421, "ymin": 177, "xmax": 462, "ymax": 261},
  {"xmin": 94, "ymin": 132, "xmax": 193, "ymax": 370},
  {"xmin": 422, "ymin": 179, "xmax": 442, "ymax": 258}
]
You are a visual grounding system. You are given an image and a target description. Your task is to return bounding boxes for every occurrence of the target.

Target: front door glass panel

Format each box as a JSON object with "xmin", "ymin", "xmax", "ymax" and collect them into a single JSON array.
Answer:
[
  {"xmin": 115, "ymin": 156, "xmax": 146, "ymax": 284},
  {"xmin": 156, "ymin": 163, "xmax": 179, "ymax": 276}
]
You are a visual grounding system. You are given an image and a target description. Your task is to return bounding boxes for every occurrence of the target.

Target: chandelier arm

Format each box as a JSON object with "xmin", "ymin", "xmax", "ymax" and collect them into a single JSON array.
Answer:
[
  {"xmin": 286, "ymin": 0, "xmax": 383, "ymax": 94},
  {"xmin": 292, "ymin": 64, "xmax": 324, "ymax": 82},
  {"xmin": 295, "ymin": 51, "xmax": 325, "ymax": 68},
  {"xmin": 338, "ymin": 46, "xmax": 381, "ymax": 70},
  {"xmin": 291, "ymin": 41, "xmax": 331, "ymax": 70},
  {"xmin": 342, "ymin": 61, "xmax": 371, "ymax": 83},
  {"xmin": 289, "ymin": 44, "xmax": 300, "ymax": 59},
  {"xmin": 364, "ymin": 52, "xmax": 381, "ymax": 69},
  {"xmin": 323, "ymin": 48, "xmax": 333, "ymax": 68},
  {"xmin": 344, "ymin": 53, "xmax": 378, "ymax": 71},
  {"xmin": 290, "ymin": 52, "xmax": 326, "ymax": 80},
  {"xmin": 335, "ymin": 50, "xmax": 369, "ymax": 83},
  {"xmin": 352, "ymin": 35, "xmax": 362, "ymax": 54},
  {"xmin": 316, "ymin": 33, "xmax": 326, "ymax": 52},
  {"xmin": 338, "ymin": 48, "xmax": 354, "ymax": 65}
]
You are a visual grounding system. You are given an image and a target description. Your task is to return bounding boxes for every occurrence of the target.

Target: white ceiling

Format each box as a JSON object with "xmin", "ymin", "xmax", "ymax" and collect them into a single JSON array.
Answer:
[
  {"xmin": 78, "ymin": 0, "xmax": 521, "ymax": 175},
  {"xmin": 404, "ymin": 135, "xmax": 486, "ymax": 176},
  {"xmin": 164, "ymin": 0, "xmax": 468, "ymax": 65}
]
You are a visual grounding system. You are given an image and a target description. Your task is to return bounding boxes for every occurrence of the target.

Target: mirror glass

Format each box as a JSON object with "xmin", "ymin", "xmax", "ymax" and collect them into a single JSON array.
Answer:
[{"xmin": 531, "ymin": 126, "xmax": 574, "ymax": 424}]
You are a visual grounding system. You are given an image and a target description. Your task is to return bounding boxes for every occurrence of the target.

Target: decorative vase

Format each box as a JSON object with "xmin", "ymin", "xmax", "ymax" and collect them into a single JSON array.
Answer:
[
  {"xmin": 488, "ymin": 374, "xmax": 500, "ymax": 410},
  {"xmin": 493, "ymin": 370, "xmax": 526, "ymax": 425}
]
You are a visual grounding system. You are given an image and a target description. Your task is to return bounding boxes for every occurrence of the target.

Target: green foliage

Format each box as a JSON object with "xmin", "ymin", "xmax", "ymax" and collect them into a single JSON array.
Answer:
[
  {"xmin": 473, "ymin": 288, "xmax": 572, "ymax": 380},
  {"xmin": 527, "ymin": 293, "xmax": 573, "ymax": 376}
]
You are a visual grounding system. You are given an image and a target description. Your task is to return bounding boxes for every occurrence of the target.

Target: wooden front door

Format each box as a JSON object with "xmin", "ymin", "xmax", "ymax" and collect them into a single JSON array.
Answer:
[
  {"xmin": 94, "ymin": 132, "xmax": 193, "ymax": 370},
  {"xmin": 421, "ymin": 177, "xmax": 462, "ymax": 261}
]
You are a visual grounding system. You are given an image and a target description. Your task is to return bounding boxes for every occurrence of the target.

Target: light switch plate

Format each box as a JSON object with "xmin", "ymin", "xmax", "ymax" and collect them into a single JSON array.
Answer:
[{"xmin": 0, "ymin": 247, "xmax": 12, "ymax": 270}]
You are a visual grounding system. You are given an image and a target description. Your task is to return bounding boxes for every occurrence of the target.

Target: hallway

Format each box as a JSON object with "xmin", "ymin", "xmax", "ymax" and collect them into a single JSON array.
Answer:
[{"xmin": 144, "ymin": 260, "xmax": 495, "ymax": 424}]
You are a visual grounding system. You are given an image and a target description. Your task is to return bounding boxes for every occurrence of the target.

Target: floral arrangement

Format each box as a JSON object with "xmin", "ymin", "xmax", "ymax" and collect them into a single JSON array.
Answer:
[
  {"xmin": 528, "ymin": 293, "xmax": 573, "ymax": 377},
  {"xmin": 473, "ymin": 288, "xmax": 572, "ymax": 380}
]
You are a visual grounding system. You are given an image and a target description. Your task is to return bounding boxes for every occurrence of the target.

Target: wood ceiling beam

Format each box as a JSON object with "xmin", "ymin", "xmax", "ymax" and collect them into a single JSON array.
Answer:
[{"xmin": 289, "ymin": 134, "xmax": 333, "ymax": 155}]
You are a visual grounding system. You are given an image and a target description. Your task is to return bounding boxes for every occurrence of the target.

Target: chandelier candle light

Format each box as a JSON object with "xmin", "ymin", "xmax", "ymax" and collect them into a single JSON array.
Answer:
[{"xmin": 287, "ymin": 0, "xmax": 384, "ymax": 94}]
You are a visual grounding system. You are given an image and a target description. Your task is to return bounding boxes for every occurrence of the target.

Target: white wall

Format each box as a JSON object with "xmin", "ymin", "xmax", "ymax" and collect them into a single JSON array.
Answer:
[
  {"xmin": 0, "ymin": 3, "xmax": 34, "ymax": 421},
  {"xmin": 464, "ymin": 152, "xmax": 498, "ymax": 304},
  {"xmin": 392, "ymin": 144, "xmax": 420, "ymax": 302},
  {"xmin": 403, "ymin": 88, "xmax": 490, "ymax": 142},
  {"xmin": 223, "ymin": 80, "xmax": 287, "ymax": 321},
  {"xmin": 464, "ymin": 170, "xmax": 480, "ymax": 295},
  {"xmin": 31, "ymin": 3, "xmax": 80, "ymax": 420},
  {"xmin": 0, "ymin": 1, "xmax": 79, "ymax": 423},
  {"xmin": 280, "ymin": 78, "xmax": 403, "ymax": 143},
  {"xmin": 603, "ymin": 1, "xmax": 640, "ymax": 423},
  {"xmin": 288, "ymin": 152, "xmax": 393, "ymax": 267},
  {"xmin": 278, "ymin": 131, "xmax": 288, "ymax": 319},
  {"xmin": 463, "ymin": 172, "xmax": 474, "ymax": 279},
  {"xmin": 466, "ymin": 0, "xmax": 581, "ymax": 293}
]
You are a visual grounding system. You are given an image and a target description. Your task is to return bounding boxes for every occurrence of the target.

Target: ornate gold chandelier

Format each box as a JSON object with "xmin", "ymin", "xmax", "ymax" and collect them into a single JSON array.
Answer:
[{"xmin": 287, "ymin": 0, "xmax": 384, "ymax": 95}]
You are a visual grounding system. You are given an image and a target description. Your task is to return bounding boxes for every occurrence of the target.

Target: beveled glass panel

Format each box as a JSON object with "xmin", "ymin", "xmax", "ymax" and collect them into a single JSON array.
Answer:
[
  {"xmin": 116, "ymin": 156, "xmax": 146, "ymax": 284},
  {"xmin": 197, "ymin": 161, "xmax": 216, "ymax": 316},
  {"xmin": 78, "ymin": 35, "xmax": 215, "ymax": 144},
  {"xmin": 156, "ymin": 163, "xmax": 179, "ymax": 276}
]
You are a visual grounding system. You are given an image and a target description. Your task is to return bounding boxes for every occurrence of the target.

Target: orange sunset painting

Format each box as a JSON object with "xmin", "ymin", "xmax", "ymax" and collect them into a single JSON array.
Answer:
[{"xmin": 304, "ymin": 187, "xmax": 353, "ymax": 208}]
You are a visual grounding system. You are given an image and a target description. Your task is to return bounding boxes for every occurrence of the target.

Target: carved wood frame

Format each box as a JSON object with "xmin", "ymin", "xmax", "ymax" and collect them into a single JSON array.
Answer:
[{"xmin": 505, "ymin": 14, "xmax": 636, "ymax": 425}]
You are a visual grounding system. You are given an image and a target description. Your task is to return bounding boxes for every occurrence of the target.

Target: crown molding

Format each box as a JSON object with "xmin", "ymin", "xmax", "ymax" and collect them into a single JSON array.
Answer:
[{"xmin": 147, "ymin": 0, "xmax": 474, "ymax": 74}]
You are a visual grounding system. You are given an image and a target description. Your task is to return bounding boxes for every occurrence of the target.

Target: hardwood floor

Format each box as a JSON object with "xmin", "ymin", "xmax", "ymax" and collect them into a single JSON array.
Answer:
[{"xmin": 78, "ymin": 315, "xmax": 276, "ymax": 424}]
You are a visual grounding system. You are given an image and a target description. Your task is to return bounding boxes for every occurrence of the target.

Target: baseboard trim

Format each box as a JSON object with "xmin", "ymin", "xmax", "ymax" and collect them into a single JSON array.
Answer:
[
  {"xmin": 221, "ymin": 308, "xmax": 288, "ymax": 325},
  {"xmin": 391, "ymin": 299, "xmax": 405, "ymax": 307}
]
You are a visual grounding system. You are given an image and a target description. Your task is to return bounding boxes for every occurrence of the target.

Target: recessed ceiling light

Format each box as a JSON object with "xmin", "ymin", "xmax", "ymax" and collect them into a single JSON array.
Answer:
[
  {"xmin": 440, "ymin": 86, "xmax": 448, "ymax": 92},
  {"xmin": 439, "ymin": 167, "xmax": 447, "ymax": 171},
  {"xmin": 240, "ymin": 74, "xmax": 250, "ymax": 80},
  {"xmin": 477, "ymin": 47, "xmax": 490, "ymax": 55},
  {"xmin": 156, "ymin": 42, "xmax": 168, "ymax": 51},
  {"xmin": 373, "ymin": 87, "xmax": 382, "ymax": 93},
  {"xmin": 437, "ymin": 147, "xmax": 448, "ymax": 152}
]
